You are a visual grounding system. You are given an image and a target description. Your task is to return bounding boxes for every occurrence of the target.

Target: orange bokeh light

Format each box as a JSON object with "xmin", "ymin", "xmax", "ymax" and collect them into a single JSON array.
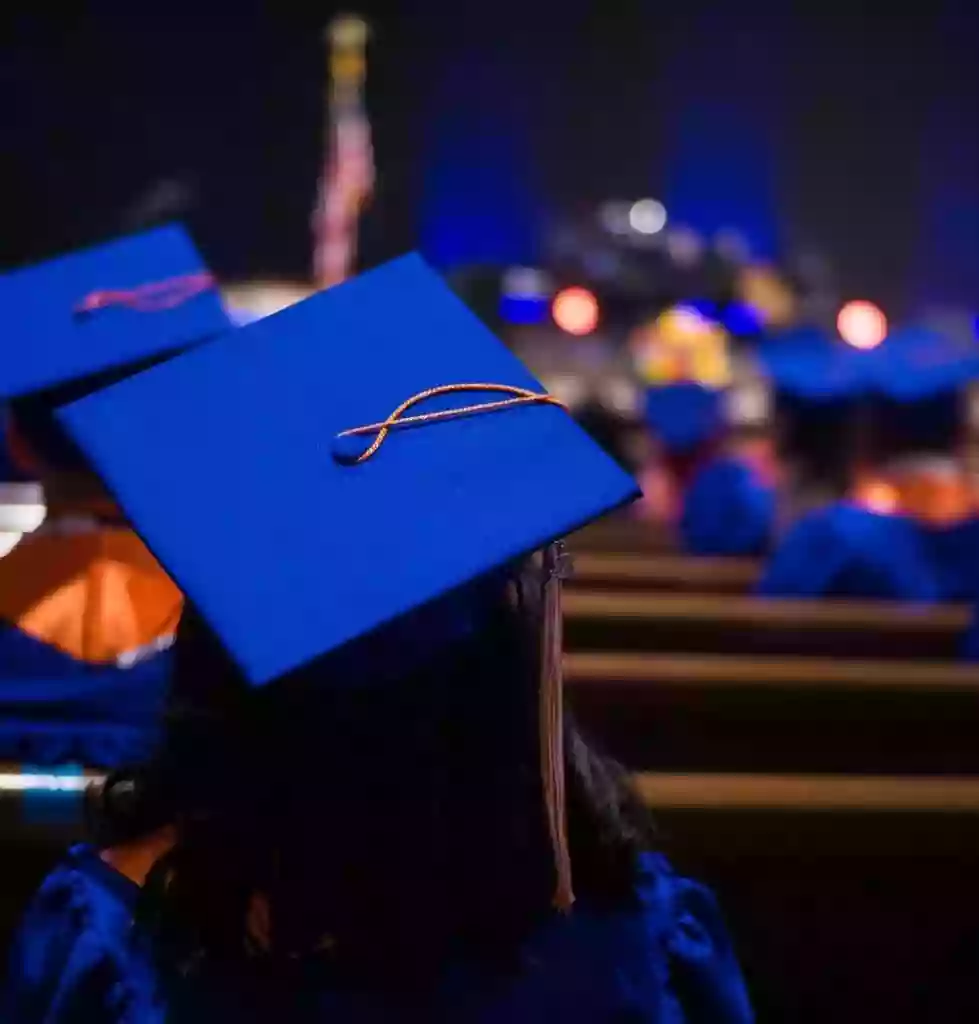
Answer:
[
  {"xmin": 552, "ymin": 287, "xmax": 599, "ymax": 336},
  {"xmin": 837, "ymin": 301, "xmax": 887, "ymax": 350}
]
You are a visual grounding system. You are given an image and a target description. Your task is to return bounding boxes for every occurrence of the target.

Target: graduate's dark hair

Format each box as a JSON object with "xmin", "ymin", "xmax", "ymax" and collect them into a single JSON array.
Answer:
[
  {"xmin": 89, "ymin": 563, "xmax": 657, "ymax": 993},
  {"xmin": 774, "ymin": 391, "xmax": 861, "ymax": 497},
  {"xmin": 867, "ymin": 393, "xmax": 963, "ymax": 463}
]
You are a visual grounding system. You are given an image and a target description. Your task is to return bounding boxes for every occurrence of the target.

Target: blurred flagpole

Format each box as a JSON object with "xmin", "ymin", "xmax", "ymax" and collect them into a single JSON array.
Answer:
[
  {"xmin": 312, "ymin": 14, "xmax": 374, "ymax": 289},
  {"xmin": 222, "ymin": 16, "xmax": 373, "ymax": 324}
]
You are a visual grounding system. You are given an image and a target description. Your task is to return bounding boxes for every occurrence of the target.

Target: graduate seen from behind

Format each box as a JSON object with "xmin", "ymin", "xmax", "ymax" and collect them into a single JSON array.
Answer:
[
  {"xmin": 4, "ymin": 256, "xmax": 753, "ymax": 1022},
  {"xmin": 0, "ymin": 227, "xmax": 228, "ymax": 768}
]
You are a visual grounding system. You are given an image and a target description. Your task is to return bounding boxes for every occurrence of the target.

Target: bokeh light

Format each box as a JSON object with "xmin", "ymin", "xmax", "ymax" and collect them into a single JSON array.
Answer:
[
  {"xmin": 598, "ymin": 201, "xmax": 633, "ymax": 236},
  {"xmin": 500, "ymin": 266, "xmax": 550, "ymax": 324},
  {"xmin": 665, "ymin": 226, "xmax": 703, "ymax": 267},
  {"xmin": 629, "ymin": 199, "xmax": 668, "ymax": 235},
  {"xmin": 837, "ymin": 300, "xmax": 887, "ymax": 350},
  {"xmin": 221, "ymin": 281, "xmax": 312, "ymax": 325},
  {"xmin": 737, "ymin": 264, "xmax": 796, "ymax": 329},
  {"xmin": 552, "ymin": 287, "xmax": 599, "ymax": 336},
  {"xmin": 630, "ymin": 306, "xmax": 731, "ymax": 387},
  {"xmin": 857, "ymin": 479, "xmax": 899, "ymax": 515}
]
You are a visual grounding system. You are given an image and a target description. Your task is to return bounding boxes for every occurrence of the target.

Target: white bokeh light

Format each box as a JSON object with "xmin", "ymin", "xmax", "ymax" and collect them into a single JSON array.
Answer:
[{"xmin": 628, "ymin": 199, "xmax": 668, "ymax": 235}]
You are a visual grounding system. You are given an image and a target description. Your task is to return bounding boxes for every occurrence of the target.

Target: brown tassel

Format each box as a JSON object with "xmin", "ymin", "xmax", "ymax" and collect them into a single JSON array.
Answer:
[{"xmin": 540, "ymin": 542, "xmax": 574, "ymax": 912}]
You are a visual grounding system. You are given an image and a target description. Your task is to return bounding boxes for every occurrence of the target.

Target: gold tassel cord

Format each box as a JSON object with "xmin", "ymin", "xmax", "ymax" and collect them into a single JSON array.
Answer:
[
  {"xmin": 334, "ymin": 383, "xmax": 567, "ymax": 464},
  {"xmin": 540, "ymin": 542, "xmax": 574, "ymax": 912}
]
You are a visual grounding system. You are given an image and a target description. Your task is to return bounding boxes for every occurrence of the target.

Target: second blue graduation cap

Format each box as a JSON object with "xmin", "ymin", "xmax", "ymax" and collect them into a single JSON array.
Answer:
[
  {"xmin": 0, "ymin": 224, "xmax": 229, "ymax": 402},
  {"xmin": 1, "ymin": 225, "xmax": 230, "ymax": 474},
  {"xmin": 58, "ymin": 254, "xmax": 640, "ymax": 686}
]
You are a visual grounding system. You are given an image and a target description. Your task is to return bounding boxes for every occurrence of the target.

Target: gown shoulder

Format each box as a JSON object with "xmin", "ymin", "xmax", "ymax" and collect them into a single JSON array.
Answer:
[{"xmin": 1, "ymin": 845, "xmax": 165, "ymax": 1024}]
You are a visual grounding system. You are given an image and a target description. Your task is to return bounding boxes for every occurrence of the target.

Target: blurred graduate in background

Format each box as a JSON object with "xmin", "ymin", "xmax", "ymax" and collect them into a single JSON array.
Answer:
[
  {"xmin": 0, "ymin": 226, "xmax": 229, "ymax": 768},
  {"xmin": 758, "ymin": 322, "xmax": 979, "ymax": 602},
  {"xmin": 753, "ymin": 324, "xmax": 906, "ymax": 599},
  {"xmin": 858, "ymin": 324, "xmax": 979, "ymax": 602},
  {"xmin": 4, "ymin": 256, "xmax": 753, "ymax": 1022},
  {"xmin": 633, "ymin": 305, "xmax": 777, "ymax": 555}
]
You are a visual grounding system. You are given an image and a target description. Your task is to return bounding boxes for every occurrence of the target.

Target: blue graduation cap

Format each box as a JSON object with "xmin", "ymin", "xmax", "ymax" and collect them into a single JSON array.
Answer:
[
  {"xmin": 861, "ymin": 325, "xmax": 979, "ymax": 460},
  {"xmin": 868, "ymin": 324, "xmax": 979, "ymax": 401},
  {"xmin": 1, "ymin": 225, "xmax": 230, "ymax": 473},
  {"xmin": 758, "ymin": 327, "xmax": 869, "ymax": 492},
  {"xmin": 0, "ymin": 224, "xmax": 229, "ymax": 403},
  {"xmin": 58, "ymin": 254, "xmax": 640, "ymax": 688},
  {"xmin": 644, "ymin": 382, "xmax": 723, "ymax": 455},
  {"xmin": 756, "ymin": 325, "xmax": 874, "ymax": 402}
]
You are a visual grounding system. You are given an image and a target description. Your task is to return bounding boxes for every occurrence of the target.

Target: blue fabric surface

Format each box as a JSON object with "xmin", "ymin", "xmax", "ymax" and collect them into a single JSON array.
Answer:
[
  {"xmin": 644, "ymin": 383, "xmax": 724, "ymax": 455},
  {"xmin": 2, "ymin": 846, "xmax": 754, "ymax": 1023},
  {"xmin": 757, "ymin": 502, "xmax": 941, "ymax": 601},
  {"xmin": 59, "ymin": 255, "xmax": 640, "ymax": 687},
  {"xmin": 963, "ymin": 607, "xmax": 979, "ymax": 660},
  {"xmin": 0, "ymin": 225, "xmax": 229, "ymax": 402},
  {"xmin": 680, "ymin": 457, "xmax": 775, "ymax": 556},
  {"xmin": 918, "ymin": 517, "xmax": 979, "ymax": 602},
  {"xmin": 0, "ymin": 627, "xmax": 169, "ymax": 767}
]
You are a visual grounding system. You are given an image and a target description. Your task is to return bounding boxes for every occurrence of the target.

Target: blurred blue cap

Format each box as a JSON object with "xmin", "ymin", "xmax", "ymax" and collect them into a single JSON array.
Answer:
[
  {"xmin": 758, "ymin": 325, "xmax": 873, "ymax": 402},
  {"xmin": 644, "ymin": 382, "xmax": 723, "ymax": 454},
  {"xmin": 0, "ymin": 224, "xmax": 229, "ymax": 402},
  {"xmin": 58, "ymin": 254, "xmax": 639, "ymax": 687},
  {"xmin": 869, "ymin": 325, "xmax": 979, "ymax": 401},
  {"xmin": 2, "ymin": 225, "xmax": 230, "ymax": 473}
]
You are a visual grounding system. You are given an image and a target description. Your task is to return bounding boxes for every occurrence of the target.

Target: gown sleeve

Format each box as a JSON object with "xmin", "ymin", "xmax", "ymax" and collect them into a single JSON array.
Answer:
[
  {"xmin": 1, "ymin": 853, "xmax": 163, "ymax": 1024},
  {"xmin": 679, "ymin": 458, "xmax": 775, "ymax": 556},
  {"xmin": 757, "ymin": 502, "xmax": 940, "ymax": 601},
  {"xmin": 636, "ymin": 853, "xmax": 755, "ymax": 1024}
]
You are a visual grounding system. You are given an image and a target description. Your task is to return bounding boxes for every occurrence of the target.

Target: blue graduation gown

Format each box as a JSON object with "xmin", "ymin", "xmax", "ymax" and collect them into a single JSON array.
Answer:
[
  {"xmin": 680, "ymin": 457, "xmax": 775, "ymax": 557},
  {"xmin": 2, "ymin": 845, "xmax": 754, "ymax": 1023},
  {"xmin": 757, "ymin": 502, "xmax": 941, "ymax": 602},
  {"xmin": 918, "ymin": 517, "xmax": 979, "ymax": 603},
  {"xmin": 0, "ymin": 528, "xmax": 178, "ymax": 767},
  {"xmin": 0, "ymin": 628, "xmax": 170, "ymax": 767}
]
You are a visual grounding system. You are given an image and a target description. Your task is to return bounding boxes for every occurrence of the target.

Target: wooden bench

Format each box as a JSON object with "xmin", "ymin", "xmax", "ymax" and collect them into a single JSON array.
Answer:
[
  {"xmin": 569, "ymin": 552, "xmax": 760, "ymax": 593},
  {"xmin": 569, "ymin": 517, "xmax": 673, "ymax": 553},
  {"xmin": 633, "ymin": 771, "xmax": 979, "ymax": 812},
  {"xmin": 564, "ymin": 590, "xmax": 971, "ymax": 658},
  {"xmin": 565, "ymin": 651, "xmax": 979, "ymax": 691},
  {"xmin": 567, "ymin": 651, "xmax": 979, "ymax": 775}
]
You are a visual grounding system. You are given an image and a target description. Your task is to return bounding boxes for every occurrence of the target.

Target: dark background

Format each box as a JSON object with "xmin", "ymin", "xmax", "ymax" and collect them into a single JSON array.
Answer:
[{"xmin": 4, "ymin": 2, "xmax": 978, "ymax": 318}]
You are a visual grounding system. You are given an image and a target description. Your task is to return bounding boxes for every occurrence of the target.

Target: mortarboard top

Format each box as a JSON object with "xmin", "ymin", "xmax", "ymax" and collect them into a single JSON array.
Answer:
[
  {"xmin": 59, "ymin": 253, "xmax": 640, "ymax": 687},
  {"xmin": 0, "ymin": 224, "xmax": 229, "ymax": 403},
  {"xmin": 758, "ymin": 325, "xmax": 873, "ymax": 402},
  {"xmin": 869, "ymin": 325, "xmax": 979, "ymax": 402}
]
